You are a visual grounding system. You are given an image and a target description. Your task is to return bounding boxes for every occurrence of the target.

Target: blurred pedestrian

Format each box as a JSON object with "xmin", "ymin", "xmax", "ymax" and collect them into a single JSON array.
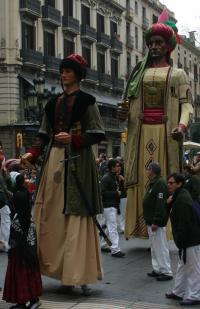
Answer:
[
  {"xmin": 3, "ymin": 174, "xmax": 42, "ymax": 309},
  {"xmin": 143, "ymin": 162, "xmax": 173, "ymax": 281},
  {"xmin": 166, "ymin": 173, "xmax": 200, "ymax": 306},
  {"xmin": 101, "ymin": 159, "xmax": 125, "ymax": 257}
]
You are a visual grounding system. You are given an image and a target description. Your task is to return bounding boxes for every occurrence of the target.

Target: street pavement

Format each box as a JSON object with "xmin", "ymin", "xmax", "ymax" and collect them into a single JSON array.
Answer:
[{"xmin": 0, "ymin": 237, "xmax": 189, "ymax": 308}]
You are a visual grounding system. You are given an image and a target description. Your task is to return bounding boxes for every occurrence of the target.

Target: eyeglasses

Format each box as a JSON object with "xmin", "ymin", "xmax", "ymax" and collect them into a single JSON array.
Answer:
[{"xmin": 168, "ymin": 181, "xmax": 176, "ymax": 185}]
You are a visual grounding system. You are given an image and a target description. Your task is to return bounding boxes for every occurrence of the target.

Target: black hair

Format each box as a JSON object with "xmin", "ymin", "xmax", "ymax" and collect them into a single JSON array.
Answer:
[
  {"xmin": 59, "ymin": 58, "xmax": 87, "ymax": 81},
  {"xmin": 168, "ymin": 172, "xmax": 185, "ymax": 185},
  {"xmin": 107, "ymin": 159, "xmax": 120, "ymax": 171}
]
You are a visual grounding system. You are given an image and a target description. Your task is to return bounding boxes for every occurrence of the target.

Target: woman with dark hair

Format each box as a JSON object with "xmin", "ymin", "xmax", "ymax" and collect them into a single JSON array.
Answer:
[
  {"xmin": 3, "ymin": 174, "xmax": 42, "ymax": 309},
  {"xmin": 166, "ymin": 172, "xmax": 200, "ymax": 306}
]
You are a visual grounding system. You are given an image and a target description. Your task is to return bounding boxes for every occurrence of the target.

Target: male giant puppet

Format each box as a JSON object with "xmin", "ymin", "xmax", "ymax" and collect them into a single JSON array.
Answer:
[
  {"xmin": 22, "ymin": 54, "xmax": 105, "ymax": 294},
  {"xmin": 118, "ymin": 12, "xmax": 193, "ymax": 239}
]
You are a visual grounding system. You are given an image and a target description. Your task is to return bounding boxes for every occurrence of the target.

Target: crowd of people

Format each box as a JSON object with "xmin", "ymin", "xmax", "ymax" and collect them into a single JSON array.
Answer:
[{"xmin": 0, "ymin": 8, "xmax": 200, "ymax": 308}]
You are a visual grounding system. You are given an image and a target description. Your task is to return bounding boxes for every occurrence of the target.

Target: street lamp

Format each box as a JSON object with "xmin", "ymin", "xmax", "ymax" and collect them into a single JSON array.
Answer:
[{"xmin": 33, "ymin": 73, "xmax": 45, "ymax": 121}]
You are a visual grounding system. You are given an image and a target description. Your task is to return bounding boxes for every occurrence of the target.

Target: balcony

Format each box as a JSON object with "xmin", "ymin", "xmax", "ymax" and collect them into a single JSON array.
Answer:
[
  {"xmin": 98, "ymin": 73, "xmax": 112, "ymax": 88},
  {"xmin": 84, "ymin": 68, "xmax": 99, "ymax": 83},
  {"xmin": 126, "ymin": 35, "xmax": 134, "ymax": 49},
  {"xmin": 142, "ymin": 18, "xmax": 149, "ymax": 30},
  {"xmin": 97, "ymin": 32, "xmax": 111, "ymax": 48},
  {"xmin": 44, "ymin": 55, "xmax": 61, "ymax": 72},
  {"xmin": 81, "ymin": 24, "xmax": 97, "ymax": 42},
  {"xmin": 19, "ymin": 0, "xmax": 41, "ymax": 18},
  {"xmin": 62, "ymin": 16, "xmax": 80, "ymax": 35},
  {"xmin": 125, "ymin": 8, "xmax": 134, "ymax": 21},
  {"xmin": 112, "ymin": 78, "xmax": 124, "ymax": 92},
  {"xmin": 42, "ymin": 5, "xmax": 61, "ymax": 27},
  {"xmin": 20, "ymin": 48, "xmax": 43, "ymax": 67},
  {"xmin": 110, "ymin": 37, "xmax": 123, "ymax": 54}
]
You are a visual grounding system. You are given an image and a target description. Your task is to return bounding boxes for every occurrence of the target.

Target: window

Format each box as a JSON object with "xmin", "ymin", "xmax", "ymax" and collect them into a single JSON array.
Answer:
[
  {"xmin": 135, "ymin": 26, "xmax": 138, "ymax": 49},
  {"xmin": 44, "ymin": 31, "xmax": 55, "ymax": 56},
  {"xmin": 126, "ymin": 0, "xmax": 130, "ymax": 9},
  {"xmin": 135, "ymin": 55, "xmax": 139, "ymax": 65},
  {"xmin": 63, "ymin": 0, "xmax": 73, "ymax": 17},
  {"xmin": 142, "ymin": 7, "xmax": 146, "ymax": 22},
  {"xmin": 111, "ymin": 57, "xmax": 118, "ymax": 80},
  {"xmin": 127, "ymin": 56, "xmax": 131, "ymax": 79},
  {"xmin": 22, "ymin": 23, "xmax": 35, "ymax": 50},
  {"xmin": 45, "ymin": 0, "xmax": 55, "ymax": 7},
  {"xmin": 135, "ymin": 1, "xmax": 138, "ymax": 14},
  {"xmin": 64, "ymin": 39, "xmax": 74, "ymax": 57},
  {"xmin": 82, "ymin": 46, "xmax": 91, "ymax": 67},
  {"xmin": 97, "ymin": 52, "xmax": 105, "ymax": 73},
  {"xmin": 97, "ymin": 13, "xmax": 105, "ymax": 33},
  {"xmin": 110, "ymin": 21, "xmax": 118, "ymax": 37},
  {"xmin": 81, "ymin": 5, "xmax": 90, "ymax": 26},
  {"xmin": 152, "ymin": 14, "xmax": 158, "ymax": 24},
  {"xmin": 189, "ymin": 60, "xmax": 192, "ymax": 72},
  {"xmin": 126, "ymin": 22, "xmax": 130, "ymax": 44}
]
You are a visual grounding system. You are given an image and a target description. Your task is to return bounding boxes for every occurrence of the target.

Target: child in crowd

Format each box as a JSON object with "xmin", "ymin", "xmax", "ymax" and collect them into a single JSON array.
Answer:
[{"xmin": 2, "ymin": 174, "xmax": 42, "ymax": 309}]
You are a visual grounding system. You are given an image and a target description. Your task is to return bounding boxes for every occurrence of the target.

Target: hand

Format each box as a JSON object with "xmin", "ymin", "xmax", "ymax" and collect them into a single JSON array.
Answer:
[
  {"xmin": 117, "ymin": 190, "xmax": 121, "ymax": 197},
  {"xmin": 54, "ymin": 132, "xmax": 71, "ymax": 145},
  {"xmin": 171, "ymin": 127, "xmax": 184, "ymax": 141},
  {"xmin": 21, "ymin": 153, "xmax": 33, "ymax": 168},
  {"xmin": 116, "ymin": 102, "xmax": 129, "ymax": 121},
  {"xmin": 167, "ymin": 195, "xmax": 173, "ymax": 204},
  {"xmin": 151, "ymin": 224, "xmax": 158, "ymax": 232}
]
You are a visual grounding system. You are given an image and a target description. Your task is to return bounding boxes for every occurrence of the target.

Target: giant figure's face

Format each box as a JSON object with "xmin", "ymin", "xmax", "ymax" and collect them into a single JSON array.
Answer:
[
  {"xmin": 60, "ymin": 68, "xmax": 78, "ymax": 88},
  {"xmin": 148, "ymin": 35, "xmax": 168, "ymax": 60}
]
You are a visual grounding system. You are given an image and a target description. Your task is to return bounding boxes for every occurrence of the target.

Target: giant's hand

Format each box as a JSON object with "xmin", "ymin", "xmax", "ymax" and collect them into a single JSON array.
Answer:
[
  {"xmin": 171, "ymin": 127, "xmax": 184, "ymax": 141},
  {"xmin": 116, "ymin": 101, "xmax": 129, "ymax": 121},
  {"xmin": 54, "ymin": 132, "xmax": 71, "ymax": 145},
  {"xmin": 21, "ymin": 152, "xmax": 33, "ymax": 168}
]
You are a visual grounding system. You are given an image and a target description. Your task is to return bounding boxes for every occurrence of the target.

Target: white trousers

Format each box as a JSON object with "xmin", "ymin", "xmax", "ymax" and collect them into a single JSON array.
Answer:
[
  {"xmin": 101, "ymin": 207, "xmax": 121, "ymax": 254},
  {"xmin": 172, "ymin": 245, "xmax": 200, "ymax": 300},
  {"xmin": 0, "ymin": 205, "xmax": 11, "ymax": 251},
  {"xmin": 117, "ymin": 197, "xmax": 127, "ymax": 233},
  {"xmin": 147, "ymin": 226, "xmax": 172, "ymax": 275}
]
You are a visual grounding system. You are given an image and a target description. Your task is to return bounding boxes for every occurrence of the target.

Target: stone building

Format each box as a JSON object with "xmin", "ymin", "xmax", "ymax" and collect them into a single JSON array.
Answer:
[{"xmin": 0, "ymin": 0, "xmax": 200, "ymax": 158}]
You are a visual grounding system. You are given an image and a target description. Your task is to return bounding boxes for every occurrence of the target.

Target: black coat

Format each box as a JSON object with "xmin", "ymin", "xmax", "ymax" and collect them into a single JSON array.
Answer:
[
  {"xmin": 170, "ymin": 187, "xmax": 200, "ymax": 249},
  {"xmin": 101, "ymin": 172, "xmax": 120, "ymax": 209}
]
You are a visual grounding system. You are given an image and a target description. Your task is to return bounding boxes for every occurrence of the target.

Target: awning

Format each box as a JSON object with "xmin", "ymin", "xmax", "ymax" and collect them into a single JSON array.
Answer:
[
  {"xmin": 18, "ymin": 73, "xmax": 34, "ymax": 87},
  {"xmin": 81, "ymin": 87, "xmax": 121, "ymax": 107},
  {"xmin": 183, "ymin": 141, "xmax": 200, "ymax": 150}
]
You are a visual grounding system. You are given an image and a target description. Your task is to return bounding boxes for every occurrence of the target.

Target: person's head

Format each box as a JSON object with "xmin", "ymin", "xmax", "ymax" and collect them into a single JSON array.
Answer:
[
  {"xmin": 167, "ymin": 172, "xmax": 185, "ymax": 194},
  {"xmin": 59, "ymin": 54, "xmax": 87, "ymax": 89},
  {"xmin": 107, "ymin": 159, "xmax": 121, "ymax": 174},
  {"xmin": 145, "ymin": 23, "xmax": 177, "ymax": 63},
  {"xmin": 146, "ymin": 162, "xmax": 161, "ymax": 179},
  {"xmin": 15, "ymin": 174, "xmax": 25, "ymax": 191}
]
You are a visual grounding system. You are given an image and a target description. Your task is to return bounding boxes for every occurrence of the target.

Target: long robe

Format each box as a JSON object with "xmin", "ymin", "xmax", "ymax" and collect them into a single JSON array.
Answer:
[
  {"xmin": 33, "ymin": 91, "xmax": 105, "ymax": 285},
  {"xmin": 125, "ymin": 67, "xmax": 193, "ymax": 239}
]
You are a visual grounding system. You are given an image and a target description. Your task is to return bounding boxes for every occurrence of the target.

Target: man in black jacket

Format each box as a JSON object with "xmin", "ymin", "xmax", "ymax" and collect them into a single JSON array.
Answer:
[
  {"xmin": 143, "ymin": 162, "xmax": 173, "ymax": 281},
  {"xmin": 101, "ymin": 159, "xmax": 125, "ymax": 257},
  {"xmin": 166, "ymin": 173, "xmax": 200, "ymax": 306}
]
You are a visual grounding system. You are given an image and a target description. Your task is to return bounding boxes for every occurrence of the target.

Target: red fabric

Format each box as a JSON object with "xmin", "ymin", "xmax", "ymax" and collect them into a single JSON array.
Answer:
[
  {"xmin": 71, "ymin": 134, "xmax": 86, "ymax": 149},
  {"xmin": 28, "ymin": 137, "xmax": 45, "ymax": 161},
  {"xmin": 143, "ymin": 108, "xmax": 164, "ymax": 124},
  {"xmin": 66, "ymin": 54, "xmax": 87, "ymax": 68},
  {"xmin": 178, "ymin": 123, "xmax": 186, "ymax": 132},
  {"xmin": 3, "ymin": 249, "xmax": 42, "ymax": 304}
]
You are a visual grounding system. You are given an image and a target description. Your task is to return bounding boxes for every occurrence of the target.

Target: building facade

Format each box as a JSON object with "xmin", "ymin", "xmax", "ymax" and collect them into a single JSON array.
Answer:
[{"xmin": 0, "ymin": 0, "xmax": 200, "ymax": 158}]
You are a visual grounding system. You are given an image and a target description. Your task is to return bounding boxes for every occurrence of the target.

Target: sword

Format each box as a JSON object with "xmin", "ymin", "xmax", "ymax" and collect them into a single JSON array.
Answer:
[{"xmin": 61, "ymin": 149, "xmax": 112, "ymax": 247}]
